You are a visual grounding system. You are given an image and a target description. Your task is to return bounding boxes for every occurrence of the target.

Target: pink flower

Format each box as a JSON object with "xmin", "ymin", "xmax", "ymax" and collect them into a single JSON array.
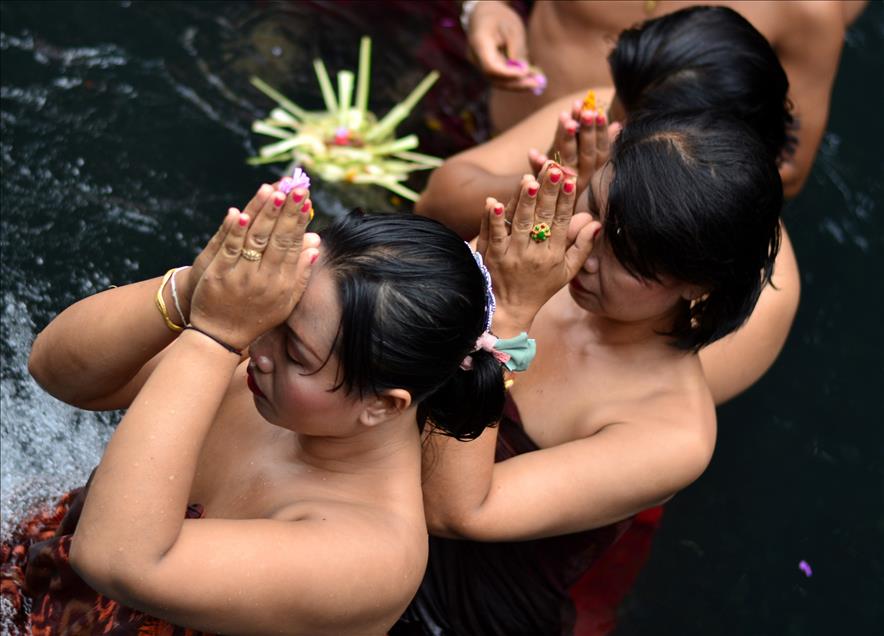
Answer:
[
  {"xmin": 279, "ymin": 166, "xmax": 311, "ymax": 194},
  {"xmin": 531, "ymin": 72, "xmax": 547, "ymax": 96},
  {"xmin": 798, "ymin": 560, "xmax": 813, "ymax": 577}
]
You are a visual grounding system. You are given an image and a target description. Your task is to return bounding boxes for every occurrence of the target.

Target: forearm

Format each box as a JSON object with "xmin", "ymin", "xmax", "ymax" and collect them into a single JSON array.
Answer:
[
  {"xmin": 416, "ymin": 161, "xmax": 521, "ymax": 239},
  {"xmin": 29, "ymin": 270, "xmax": 190, "ymax": 408},
  {"xmin": 71, "ymin": 329, "xmax": 239, "ymax": 576}
]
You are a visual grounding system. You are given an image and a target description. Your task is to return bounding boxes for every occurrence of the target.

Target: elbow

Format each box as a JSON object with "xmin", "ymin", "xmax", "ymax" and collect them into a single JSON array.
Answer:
[
  {"xmin": 414, "ymin": 169, "xmax": 448, "ymax": 223},
  {"xmin": 70, "ymin": 536, "xmax": 159, "ymax": 606},
  {"xmin": 424, "ymin": 500, "xmax": 490, "ymax": 540},
  {"xmin": 28, "ymin": 332, "xmax": 63, "ymax": 400},
  {"xmin": 424, "ymin": 507, "xmax": 470, "ymax": 540},
  {"xmin": 779, "ymin": 160, "xmax": 807, "ymax": 200},
  {"xmin": 414, "ymin": 162, "xmax": 483, "ymax": 240},
  {"xmin": 69, "ymin": 536, "xmax": 121, "ymax": 598}
]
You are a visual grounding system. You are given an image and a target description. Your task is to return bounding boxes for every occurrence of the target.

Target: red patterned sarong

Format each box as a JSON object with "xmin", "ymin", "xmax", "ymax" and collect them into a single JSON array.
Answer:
[{"xmin": 1, "ymin": 487, "xmax": 210, "ymax": 635}]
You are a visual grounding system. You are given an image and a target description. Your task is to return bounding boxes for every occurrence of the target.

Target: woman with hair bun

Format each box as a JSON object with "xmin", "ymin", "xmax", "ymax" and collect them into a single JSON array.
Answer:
[
  {"xmin": 419, "ymin": 4, "xmax": 800, "ymax": 406},
  {"xmin": 16, "ymin": 179, "xmax": 592, "ymax": 634},
  {"xmin": 396, "ymin": 111, "xmax": 783, "ymax": 635}
]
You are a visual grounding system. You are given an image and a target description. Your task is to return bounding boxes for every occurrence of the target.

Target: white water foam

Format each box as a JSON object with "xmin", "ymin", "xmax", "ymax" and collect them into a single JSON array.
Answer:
[{"xmin": 0, "ymin": 294, "xmax": 116, "ymax": 540}]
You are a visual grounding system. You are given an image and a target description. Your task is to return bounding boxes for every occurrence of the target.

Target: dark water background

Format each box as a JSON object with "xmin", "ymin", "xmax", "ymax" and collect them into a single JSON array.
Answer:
[{"xmin": 1, "ymin": 1, "xmax": 882, "ymax": 634}]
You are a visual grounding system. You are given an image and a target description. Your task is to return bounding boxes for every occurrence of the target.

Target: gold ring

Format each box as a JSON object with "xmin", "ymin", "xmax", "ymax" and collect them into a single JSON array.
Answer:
[
  {"xmin": 530, "ymin": 222, "xmax": 551, "ymax": 242},
  {"xmin": 241, "ymin": 248, "xmax": 263, "ymax": 262}
]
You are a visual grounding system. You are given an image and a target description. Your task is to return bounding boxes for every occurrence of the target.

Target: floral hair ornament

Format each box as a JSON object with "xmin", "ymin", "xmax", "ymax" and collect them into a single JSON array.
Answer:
[
  {"xmin": 460, "ymin": 332, "xmax": 537, "ymax": 372},
  {"xmin": 469, "ymin": 245, "xmax": 496, "ymax": 333},
  {"xmin": 460, "ymin": 244, "xmax": 537, "ymax": 372}
]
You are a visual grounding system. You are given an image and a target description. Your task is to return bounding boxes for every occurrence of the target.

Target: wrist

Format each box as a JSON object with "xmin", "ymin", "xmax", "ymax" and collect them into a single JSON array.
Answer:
[
  {"xmin": 491, "ymin": 306, "xmax": 535, "ymax": 339},
  {"xmin": 179, "ymin": 325, "xmax": 243, "ymax": 358},
  {"xmin": 466, "ymin": 0, "xmax": 516, "ymax": 32},
  {"xmin": 177, "ymin": 266, "xmax": 195, "ymax": 323}
]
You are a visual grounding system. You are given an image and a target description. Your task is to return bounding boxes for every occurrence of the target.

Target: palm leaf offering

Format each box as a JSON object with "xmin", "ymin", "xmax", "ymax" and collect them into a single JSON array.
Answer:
[{"xmin": 248, "ymin": 37, "xmax": 442, "ymax": 202}]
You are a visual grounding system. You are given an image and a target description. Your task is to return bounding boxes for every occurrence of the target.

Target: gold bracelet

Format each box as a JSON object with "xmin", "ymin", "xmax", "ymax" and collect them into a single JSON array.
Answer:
[{"xmin": 155, "ymin": 268, "xmax": 185, "ymax": 333}]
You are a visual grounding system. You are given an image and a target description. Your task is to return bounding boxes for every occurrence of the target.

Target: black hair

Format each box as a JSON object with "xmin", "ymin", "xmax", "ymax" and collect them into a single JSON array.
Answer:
[
  {"xmin": 318, "ymin": 211, "xmax": 503, "ymax": 440},
  {"xmin": 609, "ymin": 5, "xmax": 795, "ymax": 161},
  {"xmin": 605, "ymin": 111, "xmax": 782, "ymax": 351}
]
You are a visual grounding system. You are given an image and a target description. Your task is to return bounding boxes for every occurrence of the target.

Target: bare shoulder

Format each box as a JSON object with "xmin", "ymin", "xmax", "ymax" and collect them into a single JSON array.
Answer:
[
  {"xmin": 275, "ymin": 499, "xmax": 429, "ymax": 610},
  {"xmin": 609, "ymin": 359, "xmax": 717, "ymax": 488},
  {"xmin": 770, "ymin": 1, "xmax": 845, "ymax": 51}
]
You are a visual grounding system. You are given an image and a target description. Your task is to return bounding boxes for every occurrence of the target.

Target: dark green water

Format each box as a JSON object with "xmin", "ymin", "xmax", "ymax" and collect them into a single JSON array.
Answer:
[{"xmin": 1, "ymin": 1, "xmax": 882, "ymax": 633}]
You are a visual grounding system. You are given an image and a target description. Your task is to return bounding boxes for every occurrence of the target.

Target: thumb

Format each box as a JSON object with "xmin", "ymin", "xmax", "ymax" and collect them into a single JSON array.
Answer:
[
  {"xmin": 294, "ymin": 247, "xmax": 320, "ymax": 299},
  {"xmin": 502, "ymin": 24, "xmax": 529, "ymax": 62},
  {"xmin": 564, "ymin": 221, "xmax": 601, "ymax": 278},
  {"xmin": 528, "ymin": 148, "xmax": 548, "ymax": 175}
]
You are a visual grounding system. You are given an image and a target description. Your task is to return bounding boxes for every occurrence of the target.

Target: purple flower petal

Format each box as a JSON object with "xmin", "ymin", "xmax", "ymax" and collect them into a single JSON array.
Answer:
[
  {"xmin": 506, "ymin": 59, "xmax": 528, "ymax": 70},
  {"xmin": 531, "ymin": 73, "xmax": 547, "ymax": 96},
  {"xmin": 798, "ymin": 560, "xmax": 813, "ymax": 577},
  {"xmin": 280, "ymin": 166, "xmax": 311, "ymax": 193}
]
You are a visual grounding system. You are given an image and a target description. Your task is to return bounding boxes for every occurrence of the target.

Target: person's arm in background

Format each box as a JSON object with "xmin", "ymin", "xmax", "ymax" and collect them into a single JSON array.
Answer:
[
  {"xmin": 416, "ymin": 89, "xmax": 610, "ymax": 238},
  {"xmin": 775, "ymin": 2, "xmax": 847, "ymax": 198},
  {"xmin": 462, "ymin": 0, "xmax": 541, "ymax": 93}
]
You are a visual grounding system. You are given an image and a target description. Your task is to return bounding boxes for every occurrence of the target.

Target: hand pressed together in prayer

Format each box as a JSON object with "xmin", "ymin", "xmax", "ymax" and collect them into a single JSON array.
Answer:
[
  {"xmin": 188, "ymin": 183, "xmax": 319, "ymax": 352},
  {"xmin": 477, "ymin": 161, "xmax": 601, "ymax": 333},
  {"xmin": 527, "ymin": 99, "xmax": 620, "ymax": 195}
]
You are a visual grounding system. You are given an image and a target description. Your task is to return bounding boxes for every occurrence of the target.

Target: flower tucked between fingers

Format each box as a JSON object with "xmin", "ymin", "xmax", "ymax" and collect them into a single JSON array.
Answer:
[
  {"xmin": 279, "ymin": 166, "xmax": 311, "ymax": 194},
  {"xmin": 531, "ymin": 72, "xmax": 547, "ymax": 96}
]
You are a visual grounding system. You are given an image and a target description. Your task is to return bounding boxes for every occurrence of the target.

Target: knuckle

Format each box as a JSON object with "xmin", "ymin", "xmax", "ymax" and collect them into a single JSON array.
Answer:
[
  {"xmin": 249, "ymin": 234, "xmax": 270, "ymax": 249},
  {"xmin": 222, "ymin": 244, "xmax": 241, "ymax": 258},
  {"xmin": 271, "ymin": 235, "xmax": 299, "ymax": 251}
]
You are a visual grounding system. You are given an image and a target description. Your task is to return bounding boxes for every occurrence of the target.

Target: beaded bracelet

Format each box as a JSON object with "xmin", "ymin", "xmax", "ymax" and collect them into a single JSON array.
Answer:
[{"xmin": 155, "ymin": 268, "xmax": 185, "ymax": 333}]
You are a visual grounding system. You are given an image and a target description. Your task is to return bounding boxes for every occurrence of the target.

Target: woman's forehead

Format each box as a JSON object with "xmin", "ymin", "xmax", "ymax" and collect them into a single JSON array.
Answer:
[{"xmin": 286, "ymin": 267, "xmax": 340, "ymax": 351}]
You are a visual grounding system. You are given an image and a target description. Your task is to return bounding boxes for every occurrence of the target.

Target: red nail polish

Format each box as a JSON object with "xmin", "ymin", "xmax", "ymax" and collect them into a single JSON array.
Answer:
[
  {"xmin": 566, "ymin": 123, "xmax": 578, "ymax": 136},
  {"xmin": 494, "ymin": 204, "xmax": 504, "ymax": 216},
  {"xmin": 527, "ymin": 184, "xmax": 539, "ymax": 197},
  {"xmin": 593, "ymin": 226, "xmax": 602, "ymax": 239},
  {"xmin": 563, "ymin": 180, "xmax": 575, "ymax": 194},
  {"xmin": 549, "ymin": 169, "xmax": 562, "ymax": 183},
  {"xmin": 292, "ymin": 188, "xmax": 305, "ymax": 203},
  {"xmin": 310, "ymin": 253, "xmax": 318, "ymax": 264},
  {"xmin": 273, "ymin": 192, "xmax": 285, "ymax": 207},
  {"xmin": 239, "ymin": 214, "xmax": 249, "ymax": 227},
  {"xmin": 596, "ymin": 114, "xmax": 606, "ymax": 126},
  {"xmin": 301, "ymin": 200, "xmax": 312, "ymax": 214},
  {"xmin": 581, "ymin": 111, "xmax": 595, "ymax": 125}
]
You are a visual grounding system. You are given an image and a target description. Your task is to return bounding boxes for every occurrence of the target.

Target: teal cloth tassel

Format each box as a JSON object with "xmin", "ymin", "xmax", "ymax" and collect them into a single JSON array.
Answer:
[{"xmin": 495, "ymin": 332, "xmax": 536, "ymax": 372}]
